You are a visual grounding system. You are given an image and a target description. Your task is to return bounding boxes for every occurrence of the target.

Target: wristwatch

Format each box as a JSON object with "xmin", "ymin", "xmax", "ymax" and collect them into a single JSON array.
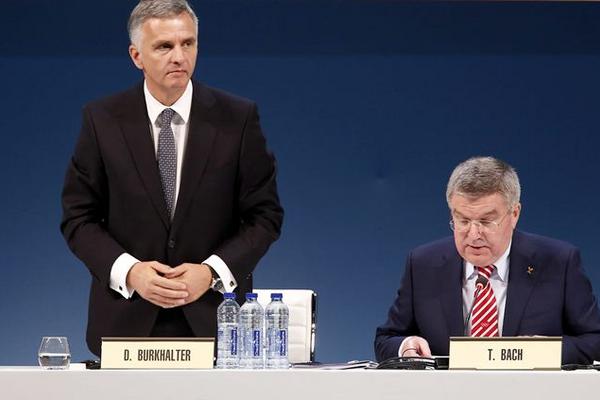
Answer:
[{"xmin": 206, "ymin": 264, "xmax": 224, "ymax": 292}]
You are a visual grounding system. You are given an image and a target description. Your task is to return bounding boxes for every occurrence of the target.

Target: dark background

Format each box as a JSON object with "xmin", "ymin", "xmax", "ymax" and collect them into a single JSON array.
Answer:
[{"xmin": 2, "ymin": 0, "xmax": 600, "ymax": 364}]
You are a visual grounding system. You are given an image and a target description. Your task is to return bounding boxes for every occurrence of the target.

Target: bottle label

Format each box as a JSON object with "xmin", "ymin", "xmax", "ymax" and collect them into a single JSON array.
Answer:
[
  {"xmin": 252, "ymin": 330, "xmax": 261, "ymax": 357},
  {"xmin": 230, "ymin": 328, "xmax": 238, "ymax": 356},
  {"xmin": 278, "ymin": 329, "xmax": 287, "ymax": 356}
]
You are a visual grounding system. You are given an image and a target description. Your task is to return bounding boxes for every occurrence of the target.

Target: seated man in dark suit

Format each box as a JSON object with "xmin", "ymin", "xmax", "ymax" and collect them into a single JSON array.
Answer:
[{"xmin": 375, "ymin": 156, "xmax": 600, "ymax": 364}]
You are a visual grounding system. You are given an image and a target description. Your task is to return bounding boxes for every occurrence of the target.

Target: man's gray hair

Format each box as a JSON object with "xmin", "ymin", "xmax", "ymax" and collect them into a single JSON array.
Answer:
[
  {"xmin": 446, "ymin": 156, "xmax": 521, "ymax": 208},
  {"xmin": 128, "ymin": 0, "xmax": 198, "ymax": 48}
]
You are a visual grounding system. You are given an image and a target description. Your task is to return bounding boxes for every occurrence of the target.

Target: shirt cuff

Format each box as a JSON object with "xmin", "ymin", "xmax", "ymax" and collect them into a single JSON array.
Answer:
[
  {"xmin": 204, "ymin": 254, "xmax": 237, "ymax": 293},
  {"xmin": 109, "ymin": 253, "xmax": 140, "ymax": 299}
]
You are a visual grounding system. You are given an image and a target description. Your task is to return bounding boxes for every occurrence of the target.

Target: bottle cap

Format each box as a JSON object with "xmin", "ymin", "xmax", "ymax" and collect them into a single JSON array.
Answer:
[
  {"xmin": 223, "ymin": 292, "xmax": 236, "ymax": 300},
  {"xmin": 245, "ymin": 292, "xmax": 258, "ymax": 300},
  {"xmin": 270, "ymin": 293, "xmax": 283, "ymax": 300}
]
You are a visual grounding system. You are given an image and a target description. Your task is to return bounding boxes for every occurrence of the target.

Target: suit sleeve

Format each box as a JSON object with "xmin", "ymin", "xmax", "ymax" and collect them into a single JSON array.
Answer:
[
  {"xmin": 561, "ymin": 248, "xmax": 600, "ymax": 364},
  {"xmin": 60, "ymin": 105, "xmax": 126, "ymax": 286},
  {"xmin": 374, "ymin": 252, "xmax": 418, "ymax": 362},
  {"xmin": 212, "ymin": 103, "xmax": 283, "ymax": 281}
]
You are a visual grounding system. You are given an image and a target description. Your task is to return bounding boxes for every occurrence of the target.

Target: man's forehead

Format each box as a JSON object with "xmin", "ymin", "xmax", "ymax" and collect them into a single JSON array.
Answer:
[
  {"xmin": 142, "ymin": 13, "xmax": 197, "ymax": 33},
  {"xmin": 450, "ymin": 193, "xmax": 507, "ymax": 216}
]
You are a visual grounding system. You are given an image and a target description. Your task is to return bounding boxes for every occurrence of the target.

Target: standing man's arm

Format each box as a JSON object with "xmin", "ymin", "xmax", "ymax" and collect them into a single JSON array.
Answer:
[
  {"xmin": 169, "ymin": 102, "xmax": 283, "ymax": 302},
  {"xmin": 212, "ymin": 102, "xmax": 283, "ymax": 278},
  {"xmin": 61, "ymin": 106, "xmax": 187, "ymax": 308}
]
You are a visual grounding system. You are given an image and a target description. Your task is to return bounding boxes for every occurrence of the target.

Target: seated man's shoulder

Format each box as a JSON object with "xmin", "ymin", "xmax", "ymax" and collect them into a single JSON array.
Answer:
[
  {"xmin": 411, "ymin": 236, "xmax": 456, "ymax": 260},
  {"xmin": 515, "ymin": 230, "xmax": 578, "ymax": 258}
]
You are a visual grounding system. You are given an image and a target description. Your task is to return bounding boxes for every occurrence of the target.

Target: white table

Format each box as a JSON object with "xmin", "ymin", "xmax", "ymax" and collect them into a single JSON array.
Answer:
[{"xmin": 1, "ymin": 365, "xmax": 598, "ymax": 400}]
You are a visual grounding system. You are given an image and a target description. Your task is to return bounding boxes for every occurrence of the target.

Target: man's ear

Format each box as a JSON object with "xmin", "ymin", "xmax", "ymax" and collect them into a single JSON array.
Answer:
[
  {"xmin": 129, "ymin": 44, "xmax": 143, "ymax": 70},
  {"xmin": 511, "ymin": 202, "xmax": 522, "ymax": 229}
]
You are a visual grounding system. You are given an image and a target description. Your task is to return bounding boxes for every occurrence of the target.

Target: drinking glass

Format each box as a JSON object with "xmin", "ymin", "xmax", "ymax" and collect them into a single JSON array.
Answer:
[{"xmin": 38, "ymin": 336, "xmax": 71, "ymax": 370}]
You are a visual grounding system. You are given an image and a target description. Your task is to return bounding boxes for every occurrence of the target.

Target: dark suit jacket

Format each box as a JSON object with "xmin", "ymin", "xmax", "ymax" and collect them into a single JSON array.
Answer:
[
  {"xmin": 375, "ymin": 230, "xmax": 600, "ymax": 364},
  {"xmin": 61, "ymin": 80, "xmax": 283, "ymax": 356}
]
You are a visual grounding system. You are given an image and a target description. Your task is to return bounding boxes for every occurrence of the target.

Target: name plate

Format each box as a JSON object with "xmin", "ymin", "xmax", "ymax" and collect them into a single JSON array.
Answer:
[
  {"xmin": 101, "ymin": 337, "xmax": 214, "ymax": 369},
  {"xmin": 449, "ymin": 336, "xmax": 562, "ymax": 370}
]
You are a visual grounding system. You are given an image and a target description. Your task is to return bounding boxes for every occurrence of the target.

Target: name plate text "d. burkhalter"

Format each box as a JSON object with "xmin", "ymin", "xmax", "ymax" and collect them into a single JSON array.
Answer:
[
  {"xmin": 101, "ymin": 337, "xmax": 214, "ymax": 369},
  {"xmin": 449, "ymin": 336, "xmax": 562, "ymax": 370}
]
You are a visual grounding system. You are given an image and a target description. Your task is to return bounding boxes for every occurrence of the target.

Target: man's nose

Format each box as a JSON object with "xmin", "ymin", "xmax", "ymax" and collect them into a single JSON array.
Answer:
[
  {"xmin": 171, "ymin": 45, "xmax": 184, "ymax": 62},
  {"xmin": 466, "ymin": 221, "xmax": 483, "ymax": 239}
]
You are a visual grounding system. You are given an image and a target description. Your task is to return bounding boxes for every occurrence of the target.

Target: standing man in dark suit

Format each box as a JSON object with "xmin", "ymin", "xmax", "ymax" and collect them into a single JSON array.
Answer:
[
  {"xmin": 61, "ymin": 0, "xmax": 283, "ymax": 356},
  {"xmin": 375, "ymin": 156, "xmax": 600, "ymax": 364}
]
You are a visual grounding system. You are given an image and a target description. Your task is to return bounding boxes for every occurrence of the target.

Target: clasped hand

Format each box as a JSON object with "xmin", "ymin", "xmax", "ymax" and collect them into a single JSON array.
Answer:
[{"xmin": 126, "ymin": 261, "xmax": 213, "ymax": 308}]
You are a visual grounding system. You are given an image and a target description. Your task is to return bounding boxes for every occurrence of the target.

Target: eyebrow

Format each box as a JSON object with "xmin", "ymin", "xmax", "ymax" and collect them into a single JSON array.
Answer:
[
  {"xmin": 452, "ymin": 210, "xmax": 499, "ymax": 219},
  {"xmin": 180, "ymin": 36, "xmax": 197, "ymax": 45},
  {"xmin": 152, "ymin": 37, "xmax": 196, "ymax": 48},
  {"xmin": 152, "ymin": 40, "xmax": 173, "ymax": 48},
  {"xmin": 480, "ymin": 211, "xmax": 499, "ymax": 219}
]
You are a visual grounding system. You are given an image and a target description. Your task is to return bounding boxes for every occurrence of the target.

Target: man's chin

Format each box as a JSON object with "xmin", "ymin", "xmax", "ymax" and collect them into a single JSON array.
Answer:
[
  {"xmin": 464, "ymin": 251, "xmax": 493, "ymax": 266},
  {"xmin": 167, "ymin": 71, "xmax": 189, "ymax": 81},
  {"xmin": 167, "ymin": 80, "xmax": 189, "ymax": 89}
]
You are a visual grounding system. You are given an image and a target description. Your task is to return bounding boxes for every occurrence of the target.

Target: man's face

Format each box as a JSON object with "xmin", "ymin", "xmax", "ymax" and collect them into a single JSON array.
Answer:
[
  {"xmin": 449, "ymin": 192, "xmax": 520, "ymax": 267},
  {"xmin": 129, "ymin": 12, "xmax": 197, "ymax": 104}
]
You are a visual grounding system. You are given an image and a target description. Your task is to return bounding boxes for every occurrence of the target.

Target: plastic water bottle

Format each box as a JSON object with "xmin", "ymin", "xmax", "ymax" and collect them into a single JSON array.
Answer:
[
  {"xmin": 265, "ymin": 292, "xmax": 290, "ymax": 369},
  {"xmin": 239, "ymin": 292, "xmax": 264, "ymax": 369},
  {"xmin": 216, "ymin": 292, "xmax": 240, "ymax": 369}
]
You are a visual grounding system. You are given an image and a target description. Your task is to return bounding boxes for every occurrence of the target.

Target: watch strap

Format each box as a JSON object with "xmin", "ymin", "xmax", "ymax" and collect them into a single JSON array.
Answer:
[{"xmin": 206, "ymin": 264, "xmax": 224, "ymax": 291}]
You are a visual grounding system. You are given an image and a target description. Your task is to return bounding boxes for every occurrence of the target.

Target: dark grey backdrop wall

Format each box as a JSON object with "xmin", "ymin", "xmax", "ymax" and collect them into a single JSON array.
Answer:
[{"xmin": 2, "ymin": 0, "xmax": 600, "ymax": 364}]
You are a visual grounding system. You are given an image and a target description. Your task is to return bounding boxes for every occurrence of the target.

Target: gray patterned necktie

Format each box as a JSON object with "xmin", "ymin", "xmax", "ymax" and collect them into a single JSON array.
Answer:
[{"xmin": 157, "ymin": 108, "xmax": 177, "ymax": 218}]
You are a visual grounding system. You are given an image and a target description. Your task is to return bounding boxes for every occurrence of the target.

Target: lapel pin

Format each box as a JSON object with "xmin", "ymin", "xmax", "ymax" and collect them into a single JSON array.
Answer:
[{"xmin": 527, "ymin": 265, "xmax": 535, "ymax": 276}]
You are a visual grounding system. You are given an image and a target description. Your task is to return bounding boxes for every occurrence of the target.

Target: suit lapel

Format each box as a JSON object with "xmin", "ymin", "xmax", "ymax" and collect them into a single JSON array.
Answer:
[
  {"xmin": 172, "ymin": 82, "xmax": 217, "ymax": 228},
  {"xmin": 503, "ymin": 231, "xmax": 537, "ymax": 336},
  {"xmin": 118, "ymin": 85, "xmax": 170, "ymax": 229},
  {"xmin": 438, "ymin": 251, "xmax": 465, "ymax": 338}
]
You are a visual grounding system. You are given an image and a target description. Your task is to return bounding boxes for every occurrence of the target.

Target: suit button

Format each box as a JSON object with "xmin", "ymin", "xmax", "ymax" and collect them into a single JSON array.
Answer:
[{"xmin": 168, "ymin": 239, "xmax": 176, "ymax": 248}]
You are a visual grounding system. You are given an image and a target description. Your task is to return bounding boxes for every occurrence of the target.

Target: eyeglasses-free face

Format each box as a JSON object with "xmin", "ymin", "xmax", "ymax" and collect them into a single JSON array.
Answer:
[{"xmin": 129, "ymin": 12, "xmax": 198, "ymax": 105}]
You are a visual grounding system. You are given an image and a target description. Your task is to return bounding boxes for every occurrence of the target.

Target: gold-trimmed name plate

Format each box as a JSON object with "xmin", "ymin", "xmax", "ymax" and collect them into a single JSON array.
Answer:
[
  {"xmin": 101, "ymin": 337, "xmax": 214, "ymax": 369},
  {"xmin": 449, "ymin": 336, "xmax": 562, "ymax": 370}
]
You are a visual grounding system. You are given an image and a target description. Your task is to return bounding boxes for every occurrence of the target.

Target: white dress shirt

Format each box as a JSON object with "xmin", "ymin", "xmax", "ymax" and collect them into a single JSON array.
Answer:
[{"xmin": 109, "ymin": 80, "xmax": 237, "ymax": 298}]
